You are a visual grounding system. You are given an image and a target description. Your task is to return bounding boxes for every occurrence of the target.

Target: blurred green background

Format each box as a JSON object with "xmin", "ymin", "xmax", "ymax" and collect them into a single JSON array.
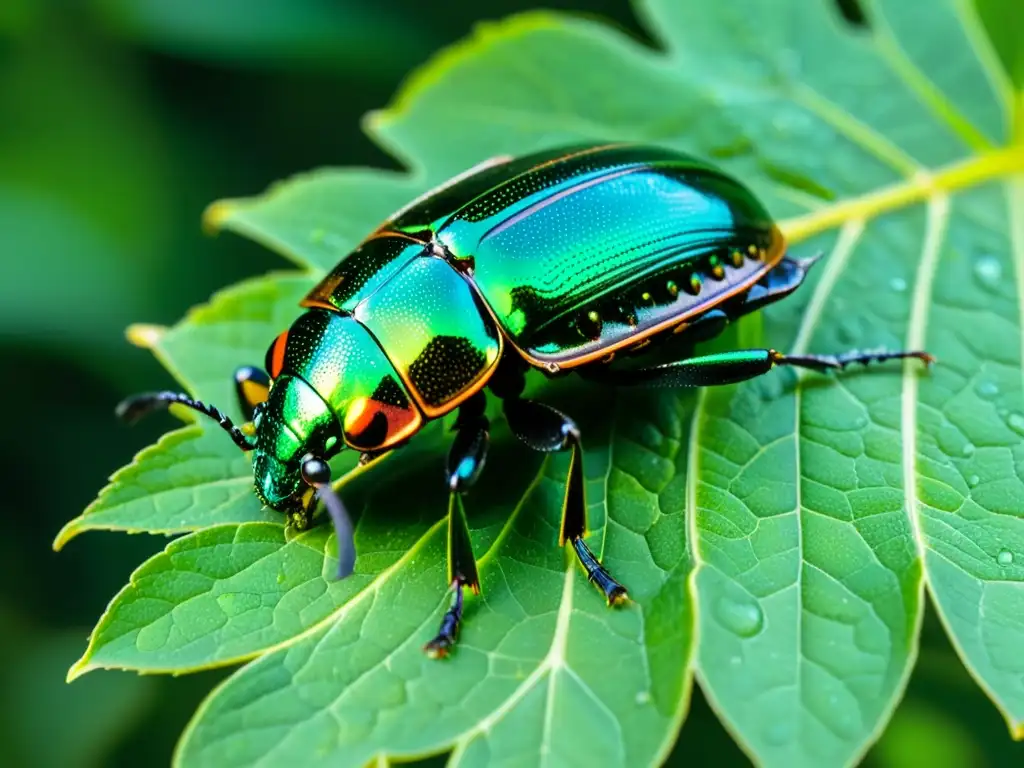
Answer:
[{"xmin": 0, "ymin": 1, "xmax": 1018, "ymax": 765}]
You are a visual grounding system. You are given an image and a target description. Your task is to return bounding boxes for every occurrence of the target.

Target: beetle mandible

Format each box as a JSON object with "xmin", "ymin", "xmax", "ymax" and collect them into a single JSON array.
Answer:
[{"xmin": 120, "ymin": 143, "xmax": 932, "ymax": 657}]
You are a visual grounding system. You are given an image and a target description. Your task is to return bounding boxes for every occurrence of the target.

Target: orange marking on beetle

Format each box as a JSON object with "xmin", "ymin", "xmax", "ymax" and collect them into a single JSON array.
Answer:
[{"xmin": 269, "ymin": 331, "xmax": 289, "ymax": 378}]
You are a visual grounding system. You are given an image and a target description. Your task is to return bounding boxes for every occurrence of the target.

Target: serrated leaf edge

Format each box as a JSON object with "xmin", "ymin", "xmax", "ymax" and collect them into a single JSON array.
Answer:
[{"xmin": 70, "ymin": 517, "xmax": 444, "ymax": 682}]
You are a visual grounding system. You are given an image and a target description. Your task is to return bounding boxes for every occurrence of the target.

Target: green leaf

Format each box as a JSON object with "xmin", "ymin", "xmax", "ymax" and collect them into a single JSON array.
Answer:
[
  {"xmin": 176, "ymin": 404, "xmax": 695, "ymax": 767},
  {"xmin": 55, "ymin": 426, "xmax": 274, "ymax": 548},
  {"xmin": 68, "ymin": 0, "xmax": 1024, "ymax": 766},
  {"xmin": 204, "ymin": 171, "xmax": 420, "ymax": 274}
]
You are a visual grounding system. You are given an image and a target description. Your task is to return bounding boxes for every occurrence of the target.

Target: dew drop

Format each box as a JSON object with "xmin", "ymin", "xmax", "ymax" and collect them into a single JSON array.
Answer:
[
  {"xmin": 635, "ymin": 691, "xmax": 651, "ymax": 705},
  {"xmin": 968, "ymin": 474, "xmax": 980, "ymax": 488},
  {"xmin": 729, "ymin": 655, "xmax": 742, "ymax": 667},
  {"xmin": 763, "ymin": 720, "xmax": 794, "ymax": 747},
  {"xmin": 714, "ymin": 594, "xmax": 764, "ymax": 638},
  {"xmin": 975, "ymin": 380, "xmax": 999, "ymax": 399},
  {"xmin": 961, "ymin": 442, "xmax": 976, "ymax": 457},
  {"xmin": 998, "ymin": 549, "xmax": 1014, "ymax": 566},
  {"xmin": 974, "ymin": 255, "xmax": 1003, "ymax": 289},
  {"xmin": 889, "ymin": 276, "xmax": 907, "ymax": 292},
  {"xmin": 1007, "ymin": 412, "xmax": 1024, "ymax": 436}
]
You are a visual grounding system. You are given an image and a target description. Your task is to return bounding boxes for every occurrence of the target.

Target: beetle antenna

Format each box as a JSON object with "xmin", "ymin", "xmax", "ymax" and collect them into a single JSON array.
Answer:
[
  {"xmin": 300, "ymin": 456, "xmax": 357, "ymax": 579},
  {"xmin": 116, "ymin": 391, "xmax": 255, "ymax": 451},
  {"xmin": 317, "ymin": 483, "xmax": 357, "ymax": 580}
]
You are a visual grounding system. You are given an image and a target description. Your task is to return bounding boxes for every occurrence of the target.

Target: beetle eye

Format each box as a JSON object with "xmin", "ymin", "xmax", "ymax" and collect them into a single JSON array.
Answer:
[{"xmin": 301, "ymin": 455, "xmax": 331, "ymax": 487}]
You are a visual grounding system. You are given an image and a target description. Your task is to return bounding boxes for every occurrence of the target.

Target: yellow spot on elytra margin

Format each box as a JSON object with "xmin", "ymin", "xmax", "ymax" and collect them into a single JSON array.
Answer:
[
  {"xmin": 201, "ymin": 200, "xmax": 235, "ymax": 235},
  {"xmin": 1012, "ymin": 719, "xmax": 1024, "ymax": 741},
  {"xmin": 125, "ymin": 323, "xmax": 167, "ymax": 349},
  {"xmin": 241, "ymin": 423, "xmax": 256, "ymax": 437}
]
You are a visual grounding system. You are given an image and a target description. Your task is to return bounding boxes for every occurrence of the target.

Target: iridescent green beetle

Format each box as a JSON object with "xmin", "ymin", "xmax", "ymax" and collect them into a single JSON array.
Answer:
[{"xmin": 120, "ymin": 143, "xmax": 932, "ymax": 657}]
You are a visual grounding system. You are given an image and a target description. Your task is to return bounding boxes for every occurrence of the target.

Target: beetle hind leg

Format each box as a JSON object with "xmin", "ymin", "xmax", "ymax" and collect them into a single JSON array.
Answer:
[
  {"xmin": 584, "ymin": 346, "xmax": 933, "ymax": 389},
  {"xmin": 503, "ymin": 397, "xmax": 628, "ymax": 606},
  {"xmin": 774, "ymin": 348, "xmax": 935, "ymax": 372}
]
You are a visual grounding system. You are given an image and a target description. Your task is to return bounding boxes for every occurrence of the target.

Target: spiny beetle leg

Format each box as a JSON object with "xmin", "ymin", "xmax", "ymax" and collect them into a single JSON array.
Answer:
[
  {"xmin": 424, "ymin": 496, "xmax": 481, "ymax": 658},
  {"xmin": 584, "ymin": 349, "xmax": 778, "ymax": 388},
  {"xmin": 773, "ymin": 348, "xmax": 935, "ymax": 373},
  {"xmin": 503, "ymin": 397, "xmax": 628, "ymax": 606},
  {"xmin": 586, "ymin": 347, "xmax": 933, "ymax": 389},
  {"xmin": 424, "ymin": 576, "xmax": 468, "ymax": 660},
  {"xmin": 446, "ymin": 392, "xmax": 489, "ymax": 491},
  {"xmin": 425, "ymin": 398, "xmax": 486, "ymax": 658},
  {"xmin": 572, "ymin": 537, "xmax": 628, "ymax": 606}
]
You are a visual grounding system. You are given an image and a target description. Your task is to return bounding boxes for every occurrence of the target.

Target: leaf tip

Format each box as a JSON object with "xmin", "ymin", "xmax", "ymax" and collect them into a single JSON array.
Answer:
[
  {"xmin": 202, "ymin": 199, "xmax": 237, "ymax": 235},
  {"xmin": 125, "ymin": 323, "xmax": 167, "ymax": 350},
  {"xmin": 52, "ymin": 520, "xmax": 81, "ymax": 552},
  {"xmin": 66, "ymin": 656, "xmax": 92, "ymax": 683}
]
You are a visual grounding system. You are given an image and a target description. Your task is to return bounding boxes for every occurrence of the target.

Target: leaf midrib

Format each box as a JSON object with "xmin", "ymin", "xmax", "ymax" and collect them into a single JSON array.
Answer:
[{"xmin": 782, "ymin": 144, "xmax": 1024, "ymax": 243}]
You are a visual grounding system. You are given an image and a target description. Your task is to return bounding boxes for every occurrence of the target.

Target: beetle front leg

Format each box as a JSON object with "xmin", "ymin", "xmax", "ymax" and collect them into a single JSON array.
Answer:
[
  {"xmin": 233, "ymin": 366, "xmax": 271, "ymax": 421},
  {"xmin": 502, "ymin": 398, "xmax": 628, "ymax": 606},
  {"xmin": 423, "ymin": 394, "xmax": 487, "ymax": 659},
  {"xmin": 587, "ymin": 348, "xmax": 932, "ymax": 388}
]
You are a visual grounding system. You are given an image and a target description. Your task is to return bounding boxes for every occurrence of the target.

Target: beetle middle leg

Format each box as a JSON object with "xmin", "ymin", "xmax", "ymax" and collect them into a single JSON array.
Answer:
[
  {"xmin": 502, "ymin": 397, "xmax": 628, "ymax": 606},
  {"xmin": 423, "ymin": 392, "xmax": 487, "ymax": 658}
]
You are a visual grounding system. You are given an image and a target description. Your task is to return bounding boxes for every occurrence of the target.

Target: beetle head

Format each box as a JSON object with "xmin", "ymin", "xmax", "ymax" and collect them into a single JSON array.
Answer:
[{"xmin": 251, "ymin": 373, "xmax": 342, "ymax": 512}]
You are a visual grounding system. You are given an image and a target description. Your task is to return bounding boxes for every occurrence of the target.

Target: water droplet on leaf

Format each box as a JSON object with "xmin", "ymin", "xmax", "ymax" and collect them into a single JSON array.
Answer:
[
  {"xmin": 968, "ymin": 474, "xmax": 980, "ymax": 487},
  {"xmin": 976, "ymin": 380, "xmax": 999, "ymax": 399},
  {"xmin": 889, "ymin": 277, "xmax": 907, "ymax": 292},
  {"xmin": 962, "ymin": 442, "xmax": 976, "ymax": 457},
  {"xmin": 1007, "ymin": 412, "xmax": 1024, "ymax": 436},
  {"xmin": 635, "ymin": 691, "xmax": 651, "ymax": 705},
  {"xmin": 714, "ymin": 594, "xmax": 764, "ymax": 637},
  {"xmin": 974, "ymin": 255, "xmax": 1003, "ymax": 289},
  {"xmin": 998, "ymin": 549, "xmax": 1014, "ymax": 566}
]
